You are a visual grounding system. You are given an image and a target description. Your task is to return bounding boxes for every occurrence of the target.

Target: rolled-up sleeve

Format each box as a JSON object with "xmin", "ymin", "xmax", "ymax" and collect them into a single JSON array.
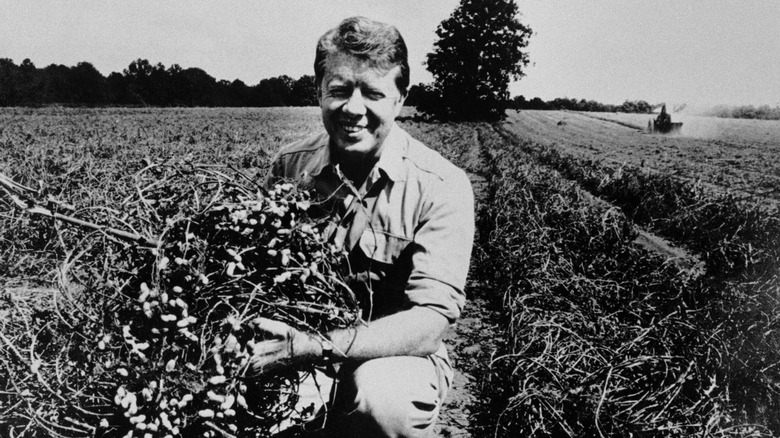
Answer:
[{"xmin": 405, "ymin": 169, "xmax": 475, "ymax": 322}]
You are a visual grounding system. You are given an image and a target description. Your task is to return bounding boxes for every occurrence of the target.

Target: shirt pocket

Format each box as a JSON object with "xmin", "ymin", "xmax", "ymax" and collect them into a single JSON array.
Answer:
[{"xmin": 358, "ymin": 229, "xmax": 412, "ymax": 266}]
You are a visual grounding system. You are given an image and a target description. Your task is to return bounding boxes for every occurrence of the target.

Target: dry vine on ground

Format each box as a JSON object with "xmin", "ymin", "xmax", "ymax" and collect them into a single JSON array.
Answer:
[{"xmin": 0, "ymin": 162, "xmax": 359, "ymax": 437}]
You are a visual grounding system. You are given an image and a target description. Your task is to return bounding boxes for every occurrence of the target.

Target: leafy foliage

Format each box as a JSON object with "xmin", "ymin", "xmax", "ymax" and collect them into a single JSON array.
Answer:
[
  {"xmin": 421, "ymin": 0, "xmax": 532, "ymax": 121},
  {"xmin": 703, "ymin": 104, "xmax": 780, "ymax": 120},
  {"xmin": 0, "ymin": 58, "xmax": 318, "ymax": 107},
  {"xmin": 511, "ymin": 96, "xmax": 655, "ymax": 113}
]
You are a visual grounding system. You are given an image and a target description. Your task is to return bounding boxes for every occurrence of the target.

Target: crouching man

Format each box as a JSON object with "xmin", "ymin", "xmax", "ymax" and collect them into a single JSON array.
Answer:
[{"xmin": 252, "ymin": 16, "xmax": 474, "ymax": 438}]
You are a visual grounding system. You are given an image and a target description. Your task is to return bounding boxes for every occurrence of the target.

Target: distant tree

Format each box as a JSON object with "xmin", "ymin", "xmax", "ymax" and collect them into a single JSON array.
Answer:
[
  {"xmin": 253, "ymin": 75, "xmax": 295, "ymax": 107},
  {"xmin": 40, "ymin": 64, "xmax": 72, "ymax": 103},
  {"xmin": 17, "ymin": 58, "xmax": 43, "ymax": 105},
  {"xmin": 178, "ymin": 68, "xmax": 218, "ymax": 106},
  {"xmin": 0, "ymin": 59, "xmax": 21, "ymax": 105},
  {"xmin": 107, "ymin": 72, "xmax": 130, "ymax": 104},
  {"xmin": 122, "ymin": 59, "xmax": 174, "ymax": 105},
  {"xmin": 422, "ymin": 0, "xmax": 532, "ymax": 121},
  {"xmin": 528, "ymin": 97, "xmax": 547, "ymax": 110},
  {"xmin": 166, "ymin": 63, "xmax": 187, "ymax": 105},
  {"xmin": 617, "ymin": 100, "xmax": 652, "ymax": 114},
  {"xmin": 71, "ymin": 62, "xmax": 109, "ymax": 104},
  {"xmin": 226, "ymin": 79, "xmax": 251, "ymax": 106},
  {"xmin": 123, "ymin": 59, "xmax": 156, "ymax": 105},
  {"xmin": 290, "ymin": 75, "xmax": 317, "ymax": 106},
  {"xmin": 404, "ymin": 83, "xmax": 438, "ymax": 108},
  {"xmin": 510, "ymin": 94, "xmax": 526, "ymax": 109}
]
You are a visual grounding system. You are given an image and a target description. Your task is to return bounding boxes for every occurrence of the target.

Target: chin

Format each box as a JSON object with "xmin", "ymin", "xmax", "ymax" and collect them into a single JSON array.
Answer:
[
  {"xmin": 334, "ymin": 136, "xmax": 379, "ymax": 155},
  {"xmin": 342, "ymin": 142, "xmax": 378, "ymax": 156}
]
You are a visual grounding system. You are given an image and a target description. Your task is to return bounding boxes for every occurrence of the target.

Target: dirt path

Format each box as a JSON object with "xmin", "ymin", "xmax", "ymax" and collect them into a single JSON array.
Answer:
[
  {"xmin": 433, "ymin": 173, "xmax": 502, "ymax": 438},
  {"xmin": 435, "ymin": 290, "xmax": 502, "ymax": 438}
]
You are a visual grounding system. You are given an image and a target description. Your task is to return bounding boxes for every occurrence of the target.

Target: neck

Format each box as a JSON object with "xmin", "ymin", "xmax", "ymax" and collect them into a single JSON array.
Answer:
[{"xmin": 334, "ymin": 152, "xmax": 376, "ymax": 188}]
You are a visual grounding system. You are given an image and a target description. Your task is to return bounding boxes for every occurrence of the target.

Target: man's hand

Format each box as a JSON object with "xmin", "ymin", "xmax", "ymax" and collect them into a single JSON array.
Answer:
[{"xmin": 246, "ymin": 318, "xmax": 316, "ymax": 376}]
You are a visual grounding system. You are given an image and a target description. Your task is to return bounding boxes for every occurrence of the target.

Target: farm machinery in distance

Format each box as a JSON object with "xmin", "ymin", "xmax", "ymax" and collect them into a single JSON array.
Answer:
[{"xmin": 648, "ymin": 104, "xmax": 683, "ymax": 133}]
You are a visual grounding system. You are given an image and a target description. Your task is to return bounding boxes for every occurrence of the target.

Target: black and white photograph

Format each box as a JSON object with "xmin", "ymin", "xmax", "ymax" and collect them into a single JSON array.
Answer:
[{"xmin": 1, "ymin": 1, "xmax": 779, "ymax": 437}]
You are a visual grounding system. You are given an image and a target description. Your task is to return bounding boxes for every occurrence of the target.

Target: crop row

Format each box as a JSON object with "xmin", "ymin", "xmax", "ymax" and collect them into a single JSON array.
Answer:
[
  {"xmin": 492, "ymin": 131, "xmax": 780, "ymax": 432},
  {"xmin": 503, "ymin": 133, "xmax": 780, "ymax": 281},
  {"xmin": 473, "ymin": 125, "xmax": 780, "ymax": 436}
]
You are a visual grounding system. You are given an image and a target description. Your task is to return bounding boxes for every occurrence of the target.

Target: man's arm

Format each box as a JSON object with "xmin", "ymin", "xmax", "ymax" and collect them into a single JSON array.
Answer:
[
  {"xmin": 248, "ymin": 306, "xmax": 449, "ymax": 374},
  {"xmin": 323, "ymin": 306, "xmax": 450, "ymax": 359}
]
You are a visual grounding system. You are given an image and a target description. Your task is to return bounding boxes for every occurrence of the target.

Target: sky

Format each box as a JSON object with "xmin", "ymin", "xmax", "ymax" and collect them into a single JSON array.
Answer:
[{"xmin": 1, "ymin": 0, "xmax": 778, "ymax": 108}]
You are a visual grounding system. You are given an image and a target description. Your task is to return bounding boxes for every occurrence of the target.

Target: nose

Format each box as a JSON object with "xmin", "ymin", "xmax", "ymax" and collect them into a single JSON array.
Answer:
[{"xmin": 342, "ymin": 89, "xmax": 367, "ymax": 116}]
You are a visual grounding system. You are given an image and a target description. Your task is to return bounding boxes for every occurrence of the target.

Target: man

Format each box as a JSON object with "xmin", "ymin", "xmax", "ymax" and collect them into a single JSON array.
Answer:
[{"xmin": 253, "ymin": 16, "xmax": 474, "ymax": 438}]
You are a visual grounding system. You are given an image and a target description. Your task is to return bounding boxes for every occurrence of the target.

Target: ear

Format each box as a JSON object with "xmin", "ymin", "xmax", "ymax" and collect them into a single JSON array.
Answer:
[
  {"xmin": 393, "ymin": 91, "xmax": 407, "ymax": 116},
  {"xmin": 316, "ymin": 84, "xmax": 323, "ymax": 105},
  {"xmin": 397, "ymin": 89, "xmax": 407, "ymax": 107}
]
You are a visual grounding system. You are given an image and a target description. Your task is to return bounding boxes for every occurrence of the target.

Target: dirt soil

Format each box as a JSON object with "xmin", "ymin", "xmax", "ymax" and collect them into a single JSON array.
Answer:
[{"xmin": 435, "ymin": 290, "xmax": 502, "ymax": 438}]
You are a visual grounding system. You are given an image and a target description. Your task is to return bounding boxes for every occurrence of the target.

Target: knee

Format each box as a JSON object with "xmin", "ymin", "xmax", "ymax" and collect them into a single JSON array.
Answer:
[{"xmin": 338, "ymin": 357, "xmax": 442, "ymax": 438}]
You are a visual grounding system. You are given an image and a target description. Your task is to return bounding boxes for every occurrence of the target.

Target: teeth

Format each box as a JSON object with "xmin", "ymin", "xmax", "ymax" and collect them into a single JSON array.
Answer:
[{"xmin": 341, "ymin": 123, "xmax": 364, "ymax": 133}]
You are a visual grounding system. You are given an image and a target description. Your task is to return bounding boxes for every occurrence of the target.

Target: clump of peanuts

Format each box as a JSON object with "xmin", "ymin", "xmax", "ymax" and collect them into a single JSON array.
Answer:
[{"xmin": 97, "ymin": 181, "xmax": 358, "ymax": 437}]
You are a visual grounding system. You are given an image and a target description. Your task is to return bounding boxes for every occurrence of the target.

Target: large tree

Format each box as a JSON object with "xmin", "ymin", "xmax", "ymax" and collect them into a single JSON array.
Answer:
[{"xmin": 423, "ymin": 0, "xmax": 532, "ymax": 120}]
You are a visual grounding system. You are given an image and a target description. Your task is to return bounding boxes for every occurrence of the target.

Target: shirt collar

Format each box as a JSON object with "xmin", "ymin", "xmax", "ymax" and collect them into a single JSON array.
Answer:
[
  {"xmin": 373, "ymin": 123, "xmax": 407, "ymax": 182},
  {"xmin": 308, "ymin": 133, "xmax": 335, "ymax": 178}
]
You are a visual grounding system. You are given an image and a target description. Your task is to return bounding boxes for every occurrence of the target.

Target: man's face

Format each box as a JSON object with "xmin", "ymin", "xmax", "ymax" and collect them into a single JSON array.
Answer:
[{"xmin": 318, "ymin": 51, "xmax": 405, "ymax": 161}]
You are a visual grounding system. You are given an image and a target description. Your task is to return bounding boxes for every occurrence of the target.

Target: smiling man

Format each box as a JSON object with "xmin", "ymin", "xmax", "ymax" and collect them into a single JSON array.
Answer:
[{"xmin": 258, "ymin": 16, "xmax": 474, "ymax": 438}]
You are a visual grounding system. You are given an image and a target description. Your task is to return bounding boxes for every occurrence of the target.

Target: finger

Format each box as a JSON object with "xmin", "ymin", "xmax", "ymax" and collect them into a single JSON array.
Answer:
[
  {"xmin": 251, "ymin": 340, "xmax": 288, "ymax": 357},
  {"xmin": 246, "ymin": 350, "xmax": 287, "ymax": 376},
  {"xmin": 246, "ymin": 358, "xmax": 277, "ymax": 377},
  {"xmin": 252, "ymin": 317, "xmax": 292, "ymax": 338}
]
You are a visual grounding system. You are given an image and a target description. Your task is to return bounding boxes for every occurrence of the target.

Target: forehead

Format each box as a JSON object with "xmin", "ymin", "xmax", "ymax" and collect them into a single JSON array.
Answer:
[{"xmin": 322, "ymin": 51, "xmax": 400, "ymax": 85}]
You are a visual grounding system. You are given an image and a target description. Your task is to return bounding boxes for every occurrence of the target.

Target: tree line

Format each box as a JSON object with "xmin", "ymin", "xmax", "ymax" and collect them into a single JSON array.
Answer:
[
  {"xmin": 702, "ymin": 104, "xmax": 780, "ymax": 121},
  {"xmin": 511, "ymin": 95, "xmax": 655, "ymax": 113},
  {"xmin": 7, "ymin": 56, "xmax": 772, "ymax": 120},
  {"xmin": 0, "ymin": 58, "xmax": 318, "ymax": 107},
  {"xmin": 1, "ymin": 56, "xmax": 654, "ymax": 115}
]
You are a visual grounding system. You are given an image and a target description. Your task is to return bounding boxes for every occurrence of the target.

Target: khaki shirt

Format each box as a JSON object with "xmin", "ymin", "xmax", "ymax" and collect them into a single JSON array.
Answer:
[{"xmin": 265, "ymin": 123, "xmax": 474, "ymax": 323}]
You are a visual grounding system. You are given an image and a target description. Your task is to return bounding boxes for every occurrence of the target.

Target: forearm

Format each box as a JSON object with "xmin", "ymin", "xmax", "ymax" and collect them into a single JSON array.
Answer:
[{"xmin": 293, "ymin": 306, "xmax": 451, "ymax": 363}]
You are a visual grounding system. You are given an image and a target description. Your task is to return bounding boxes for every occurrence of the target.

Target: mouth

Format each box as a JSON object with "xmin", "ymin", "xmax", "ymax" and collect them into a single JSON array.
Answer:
[{"xmin": 338, "ymin": 121, "xmax": 367, "ymax": 135}]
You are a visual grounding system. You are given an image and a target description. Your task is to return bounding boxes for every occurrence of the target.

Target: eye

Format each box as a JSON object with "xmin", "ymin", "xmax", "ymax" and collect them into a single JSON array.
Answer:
[
  {"xmin": 328, "ymin": 86, "xmax": 351, "ymax": 98},
  {"xmin": 363, "ymin": 88, "xmax": 386, "ymax": 100}
]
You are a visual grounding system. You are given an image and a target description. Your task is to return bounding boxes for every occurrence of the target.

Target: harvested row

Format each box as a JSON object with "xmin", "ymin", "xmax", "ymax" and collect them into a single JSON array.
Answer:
[
  {"xmin": 502, "ymin": 135, "xmax": 780, "ymax": 280},
  {"xmin": 490, "ymin": 127, "xmax": 780, "ymax": 435},
  {"xmin": 0, "ymin": 107, "xmax": 320, "ymax": 280},
  {"xmin": 500, "ymin": 110, "xmax": 780, "ymax": 202},
  {"xmin": 474, "ymin": 125, "xmax": 778, "ymax": 436}
]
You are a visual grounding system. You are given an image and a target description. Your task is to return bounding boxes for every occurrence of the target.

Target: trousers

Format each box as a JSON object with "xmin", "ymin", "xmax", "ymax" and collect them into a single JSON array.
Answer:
[{"xmin": 286, "ymin": 349, "xmax": 453, "ymax": 438}]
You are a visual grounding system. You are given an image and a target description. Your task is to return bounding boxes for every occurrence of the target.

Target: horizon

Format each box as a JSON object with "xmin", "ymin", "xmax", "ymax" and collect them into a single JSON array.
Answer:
[{"xmin": 2, "ymin": 1, "xmax": 778, "ymax": 108}]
